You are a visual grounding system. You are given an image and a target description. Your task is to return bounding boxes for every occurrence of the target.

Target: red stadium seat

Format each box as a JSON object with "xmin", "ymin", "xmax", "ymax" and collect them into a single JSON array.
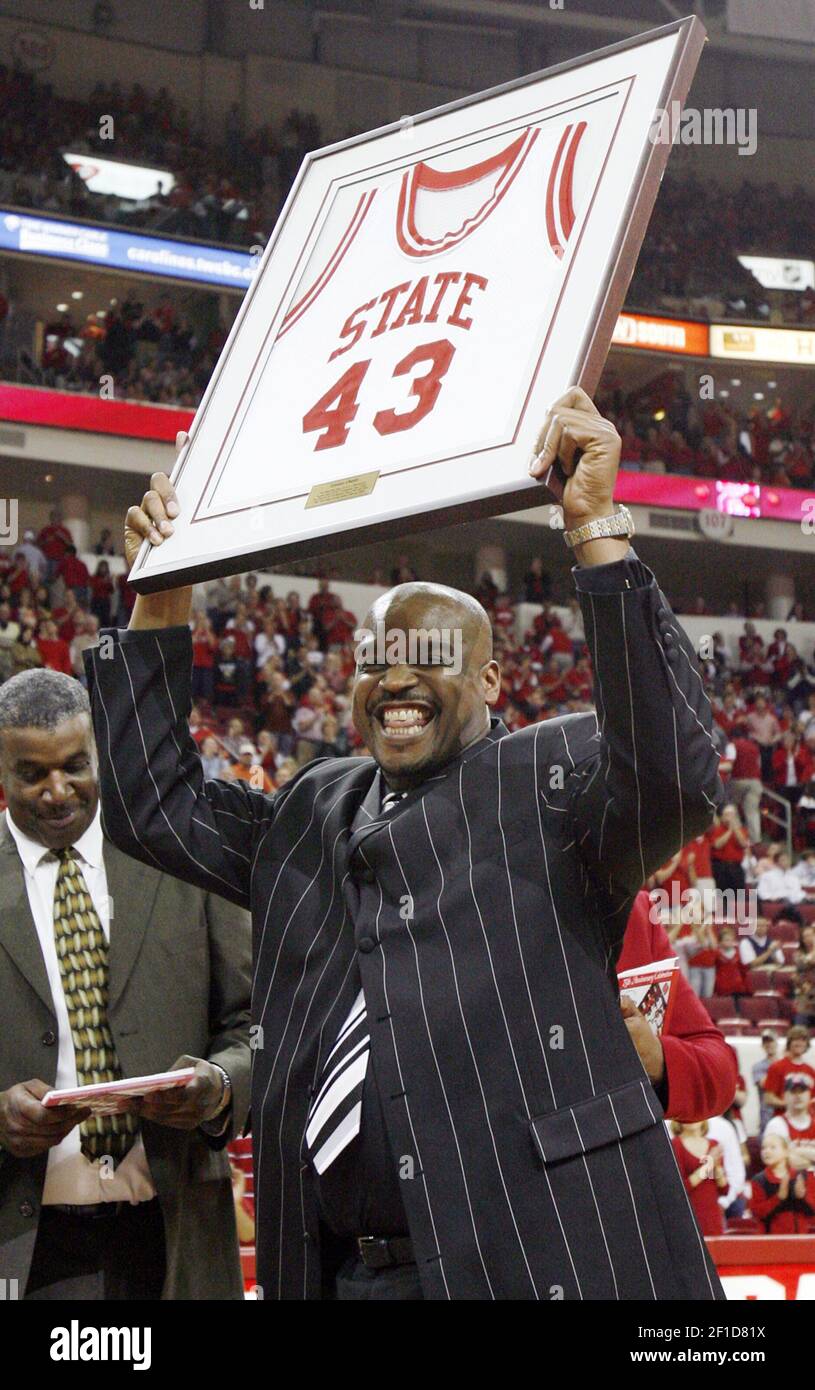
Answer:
[
  {"xmin": 768, "ymin": 971, "xmax": 793, "ymax": 995},
  {"xmin": 745, "ymin": 969, "xmax": 786, "ymax": 994},
  {"xmin": 738, "ymin": 997, "xmax": 783, "ymax": 1024},
  {"xmin": 725, "ymin": 1217, "xmax": 763, "ymax": 1235},
  {"xmin": 703, "ymin": 997, "xmax": 735, "ymax": 1022}
]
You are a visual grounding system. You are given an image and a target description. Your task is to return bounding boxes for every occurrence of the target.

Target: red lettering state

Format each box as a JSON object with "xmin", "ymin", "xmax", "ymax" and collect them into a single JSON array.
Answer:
[
  {"xmin": 447, "ymin": 272, "xmax": 488, "ymax": 330},
  {"xmin": 328, "ymin": 298, "xmax": 376, "ymax": 362}
]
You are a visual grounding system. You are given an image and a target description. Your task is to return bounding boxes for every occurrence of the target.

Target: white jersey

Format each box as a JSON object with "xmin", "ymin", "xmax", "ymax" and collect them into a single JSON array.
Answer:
[{"xmin": 203, "ymin": 96, "xmax": 626, "ymax": 516}]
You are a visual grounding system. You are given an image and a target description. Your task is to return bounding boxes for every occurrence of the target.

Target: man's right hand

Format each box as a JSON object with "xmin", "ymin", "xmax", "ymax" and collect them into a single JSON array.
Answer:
[
  {"xmin": 126, "ymin": 431, "xmax": 194, "ymax": 630},
  {"xmin": 0, "ymin": 1080, "xmax": 90, "ymax": 1158}
]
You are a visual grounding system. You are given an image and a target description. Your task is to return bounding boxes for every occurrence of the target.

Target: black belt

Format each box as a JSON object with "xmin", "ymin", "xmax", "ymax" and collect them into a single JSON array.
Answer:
[
  {"xmin": 46, "ymin": 1201, "xmax": 149, "ymax": 1220},
  {"xmin": 356, "ymin": 1235, "xmax": 415, "ymax": 1270}
]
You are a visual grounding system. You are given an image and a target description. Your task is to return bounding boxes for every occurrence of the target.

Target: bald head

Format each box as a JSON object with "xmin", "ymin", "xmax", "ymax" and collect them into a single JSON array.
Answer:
[{"xmin": 363, "ymin": 582, "xmax": 493, "ymax": 670}]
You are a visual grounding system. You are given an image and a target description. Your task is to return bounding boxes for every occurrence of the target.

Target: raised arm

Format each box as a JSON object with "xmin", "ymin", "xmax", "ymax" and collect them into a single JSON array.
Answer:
[
  {"xmin": 531, "ymin": 391, "xmax": 723, "ymax": 916},
  {"xmin": 84, "ymin": 451, "xmax": 278, "ymax": 908}
]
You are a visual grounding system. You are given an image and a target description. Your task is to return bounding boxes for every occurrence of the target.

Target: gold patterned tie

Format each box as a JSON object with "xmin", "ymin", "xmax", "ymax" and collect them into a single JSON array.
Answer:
[{"xmin": 52, "ymin": 847, "xmax": 138, "ymax": 1161}]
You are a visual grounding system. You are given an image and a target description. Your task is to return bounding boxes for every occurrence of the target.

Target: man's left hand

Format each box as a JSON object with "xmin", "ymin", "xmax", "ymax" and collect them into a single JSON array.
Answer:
[
  {"xmin": 620, "ymin": 995, "xmax": 665, "ymax": 1086},
  {"xmin": 528, "ymin": 386, "xmax": 621, "ymax": 529},
  {"xmin": 134, "ymin": 1055, "xmax": 227, "ymax": 1130}
]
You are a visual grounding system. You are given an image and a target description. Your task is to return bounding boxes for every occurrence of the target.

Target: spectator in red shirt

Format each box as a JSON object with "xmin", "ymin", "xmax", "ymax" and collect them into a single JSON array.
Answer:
[
  {"xmin": 772, "ymin": 731, "xmax": 814, "ymax": 809},
  {"xmin": 36, "ymin": 510, "xmax": 72, "ymax": 577},
  {"xmin": 764, "ymin": 1074, "xmax": 815, "ymax": 1164},
  {"xmin": 746, "ymin": 695, "xmax": 782, "ymax": 781},
  {"xmin": 258, "ymin": 667, "xmax": 295, "ymax": 748},
  {"xmin": 764, "ymin": 1026, "xmax": 815, "ymax": 1113},
  {"xmin": 55, "ymin": 545, "xmax": 90, "ymax": 608},
  {"xmin": 35, "ymin": 618, "xmax": 72, "ymax": 675},
  {"xmin": 674, "ymin": 920, "xmax": 719, "ymax": 998},
  {"xmin": 671, "ymin": 1122, "xmax": 728, "ymax": 1235},
  {"xmin": 749, "ymin": 1131, "xmax": 815, "ymax": 1234},
  {"xmin": 282, "ymin": 591, "xmax": 303, "ymax": 643},
  {"xmin": 307, "ymin": 577, "xmax": 339, "ymax": 644},
  {"xmin": 689, "ymin": 825, "xmax": 717, "ymax": 905},
  {"xmin": 714, "ymin": 925, "xmax": 752, "ymax": 1008},
  {"xmin": 713, "ymin": 689, "xmax": 743, "ymax": 738},
  {"xmin": 190, "ymin": 614, "xmax": 218, "ymax": 703},
  {"xmin": 51, "ymin": 589, "xmax": 82, "ymax": 645},
  {"xmin": 321, "ymin": 596, "xmax": 357, "ymax": 649},
  {"xmin": 188, "ymin": 704, "xmax": 216, "ymax": 746},
  {"xmin": 710, "ymin": 804, "xmax": 750, "ymax": 897},
  {"xmin": 116, "ymin": 571, "xmax": 137, "ymax": 624},
  {"xmin": 729, "ymin": 725, "xmax": 763, "ymax": 844}
]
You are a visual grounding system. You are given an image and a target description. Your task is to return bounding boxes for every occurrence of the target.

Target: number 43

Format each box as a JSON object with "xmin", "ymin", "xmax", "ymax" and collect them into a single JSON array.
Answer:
[{"xmin": 302, "ymin": 338, "xmax": 455, "ymax": 450}]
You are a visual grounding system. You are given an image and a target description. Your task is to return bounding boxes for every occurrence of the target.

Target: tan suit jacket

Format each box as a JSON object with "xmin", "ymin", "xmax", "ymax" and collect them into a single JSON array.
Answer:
[{"xmin": 0, "ymin": 812, "xmax": 252, "ymax": 1299}]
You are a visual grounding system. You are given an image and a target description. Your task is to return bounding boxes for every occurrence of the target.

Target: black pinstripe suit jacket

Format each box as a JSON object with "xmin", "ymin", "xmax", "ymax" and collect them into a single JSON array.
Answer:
[{"xmin": 85, "ymin": 553, "xmax": 725, "ymax": 1300}]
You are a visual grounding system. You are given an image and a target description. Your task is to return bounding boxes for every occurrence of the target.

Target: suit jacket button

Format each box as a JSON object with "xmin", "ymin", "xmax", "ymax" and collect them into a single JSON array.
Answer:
[
  {"xmin": 358, "ymin": 936, "xmax": 377, "ymax": 954},
  {"xmin": 41, "ymin": 1030, "xmax": 56, "ymax": 1046},
  {"xmin": 666, "ymin": 648, "xmax": 679, "ymax": 665},
  {"xmin": 19, "ymin": 1201, "xmax": 34, "ymax": 1218},
  {"xmin": 661, "ymin": 631, "xmax": 675, "ymax": 646}
]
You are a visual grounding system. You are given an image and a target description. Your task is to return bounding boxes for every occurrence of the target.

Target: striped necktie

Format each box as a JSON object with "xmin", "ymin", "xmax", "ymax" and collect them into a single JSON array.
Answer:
[
  {"xmin": 52, "ymin": 847, "xmax": 139, "ymax": 1161},
  {"xmin": 305, "ymin": 787, "xmax": 406, "ymax": 1173}
]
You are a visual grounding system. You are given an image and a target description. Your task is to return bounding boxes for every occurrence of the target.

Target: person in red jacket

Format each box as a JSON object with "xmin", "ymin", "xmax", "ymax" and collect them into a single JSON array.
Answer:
[
  {"xmin": 55, "ymin": 545, "xmax": 90, "ymax": 607},
  {"xmin": 749, "ymin": 1131, "xmax": 815, "ymax": 1233},
  {"xmin": 619, "ymin": 890, "xmax": 738, "ymax": 1120},
  {"xmin": 35, "ymin": 618, "xmax": 72, "ymax": 675},
  {"xmin": 714, "ymin": 925, "xmax": 753, "ymax": 1007},
  {"xmin": 36, "ymin": 511, "xmax": 72, "ymax": 576},
  {"xmin": 764, "ymin": 1026, "xmax": 815, "ymax": 1113},
  {"xmin": 671, "ymin": 1122, "xmax": 728, "ymax": 1235},
  {"xmin": 772, "ymin": 732, "xmax": 814, "ymax": 807}
]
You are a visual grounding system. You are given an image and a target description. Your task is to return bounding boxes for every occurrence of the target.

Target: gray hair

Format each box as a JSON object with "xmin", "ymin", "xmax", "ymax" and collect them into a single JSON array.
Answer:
[{"xmin": 0, "ymin": 670, "xmax": 90, "ymax": 736}]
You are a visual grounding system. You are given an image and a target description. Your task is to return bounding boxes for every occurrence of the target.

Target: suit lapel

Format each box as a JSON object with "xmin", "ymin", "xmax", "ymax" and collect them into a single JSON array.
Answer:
[
  {"xmin": 0, "ymin": 814, "xmax": 55, "ymax": 1016},
  {"xmin": 105, "ymin": 840, "xmax": 162, "ymax": 1010},
  {"xmin": 346, "ymin": 717, "xmax": 510, "ymax": 862}
]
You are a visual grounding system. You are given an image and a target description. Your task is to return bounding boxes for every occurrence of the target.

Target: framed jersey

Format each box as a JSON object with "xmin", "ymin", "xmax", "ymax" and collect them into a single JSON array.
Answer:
[{"xmin": 129, "ymin": 16, "xmax": 705, "ymax": 592}]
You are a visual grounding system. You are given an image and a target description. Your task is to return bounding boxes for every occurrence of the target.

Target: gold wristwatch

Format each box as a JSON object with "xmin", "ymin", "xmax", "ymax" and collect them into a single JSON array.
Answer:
[{"xmin": 562, "ymin": 505, "xmax": 635, "ymax": 550}]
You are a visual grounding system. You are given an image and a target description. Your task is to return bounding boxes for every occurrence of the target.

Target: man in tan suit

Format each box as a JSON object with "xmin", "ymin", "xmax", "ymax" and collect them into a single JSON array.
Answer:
[{"xmin": 0, "ymin": 668, "xmax": 251, "ymax": 1300}]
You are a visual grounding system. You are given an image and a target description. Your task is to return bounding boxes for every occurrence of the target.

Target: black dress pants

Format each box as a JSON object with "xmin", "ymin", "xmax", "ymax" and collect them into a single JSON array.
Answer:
[{"xmin": 333, "ymin": 1253, "xmax": 424, "ymax": 1300}]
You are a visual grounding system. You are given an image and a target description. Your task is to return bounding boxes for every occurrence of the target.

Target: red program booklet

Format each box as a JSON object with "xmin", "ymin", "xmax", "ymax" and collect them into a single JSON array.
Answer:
[
  {"xmin": 617, "ymin": 957, "xmax": 679, "ymax": 1038},
  {"xmin": 42, "ymin": 1068, "xmax": 196, "ymax": 1114}
]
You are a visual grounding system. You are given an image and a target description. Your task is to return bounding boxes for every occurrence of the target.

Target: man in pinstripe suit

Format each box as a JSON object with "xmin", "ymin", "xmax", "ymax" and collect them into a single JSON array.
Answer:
[{"xmin": 85, "ymin": 388, "xmax": 726, "ymax": 1300}]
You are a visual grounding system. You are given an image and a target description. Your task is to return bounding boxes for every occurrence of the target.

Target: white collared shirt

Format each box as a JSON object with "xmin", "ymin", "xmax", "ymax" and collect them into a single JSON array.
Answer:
[{"xmin": 6, "ymin": 806, "xmax": 155, "ymax": 1205}]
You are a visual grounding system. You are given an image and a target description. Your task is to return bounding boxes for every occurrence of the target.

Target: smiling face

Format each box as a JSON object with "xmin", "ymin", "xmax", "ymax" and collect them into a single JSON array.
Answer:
[
  {"xmin": 0, "ymin": 712, "xmax": 99, "ymax": 850},
  {"xmin": 761, "ymin": 1133, "xmax": 787, "ymax": 1169},
  {"xmin": 351, "ymin": 585, "xmax": 500, "ymax": 792}
]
